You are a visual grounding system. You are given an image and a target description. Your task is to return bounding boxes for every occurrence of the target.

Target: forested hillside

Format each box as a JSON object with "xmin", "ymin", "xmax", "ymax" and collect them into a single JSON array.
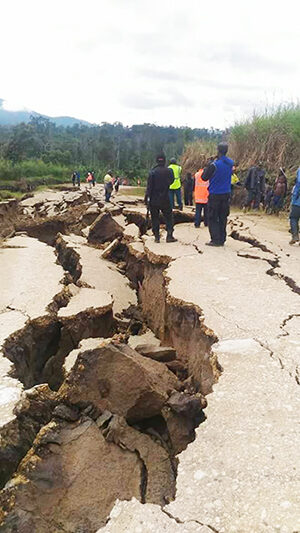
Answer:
[{"xmin": 0, "ymin": 116, "xmax": 222, "ymax": 188}]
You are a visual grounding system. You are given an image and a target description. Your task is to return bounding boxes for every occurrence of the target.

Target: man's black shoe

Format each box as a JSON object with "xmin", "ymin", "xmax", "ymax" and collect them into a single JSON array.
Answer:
[
  {"xmin": 166, "ymin": 235, "xmax": 177, "ymax": 243},
  {"xmin": 205, "ymin": 241, "xmax": 222, "ymax": 247}
]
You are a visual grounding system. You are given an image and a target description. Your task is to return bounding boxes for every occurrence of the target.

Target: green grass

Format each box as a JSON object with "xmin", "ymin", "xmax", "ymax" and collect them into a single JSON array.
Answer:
[
  {"xmin": 0, "ymin": 190, "xmax": 26, "ymax": 200},
  {"xmin": 120, "ymin": 186, "xmax": 146, "ymax": 197}
]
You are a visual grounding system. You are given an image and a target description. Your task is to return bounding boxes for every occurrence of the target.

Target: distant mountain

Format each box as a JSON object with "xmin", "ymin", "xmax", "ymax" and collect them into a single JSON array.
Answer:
[{"xmin": 0, "ymin": 99, "xmax": 91, "ymax": 127}]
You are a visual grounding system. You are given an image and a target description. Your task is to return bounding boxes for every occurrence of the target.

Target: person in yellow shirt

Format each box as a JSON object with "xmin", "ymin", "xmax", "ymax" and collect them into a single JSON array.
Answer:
[
  {"xmin": 231, "ymin": 165, "xmax": 241, "ymax": 197},
  {"xmin": 168, "ymin": 158, "xmax": 183, "ymax": 210},
  {"xmin": 103, "ymin": 170, "xmax": 114, "ymax": 202}
]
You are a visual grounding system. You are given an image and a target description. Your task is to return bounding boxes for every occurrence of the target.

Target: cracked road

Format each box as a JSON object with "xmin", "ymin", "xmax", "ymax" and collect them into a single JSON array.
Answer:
[{"xmin": 101, "ymin": 212, "xmax": 300, "ymax": 533}]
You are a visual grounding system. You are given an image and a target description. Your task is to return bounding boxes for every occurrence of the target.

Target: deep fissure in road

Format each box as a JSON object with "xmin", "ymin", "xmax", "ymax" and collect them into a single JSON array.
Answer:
[{"xmin": 0, "ymin": 195, "xmax": 219, "ymax": 532}]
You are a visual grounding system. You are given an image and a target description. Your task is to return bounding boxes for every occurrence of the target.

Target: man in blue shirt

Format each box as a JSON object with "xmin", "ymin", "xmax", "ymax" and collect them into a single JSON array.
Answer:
[
  {"xmin": 289, "ymin": 167, "xmax": 300, "ymax": 244},
  {"xmin": 202, "ymin": 142, "xmax": 234, "ymax": 246}
]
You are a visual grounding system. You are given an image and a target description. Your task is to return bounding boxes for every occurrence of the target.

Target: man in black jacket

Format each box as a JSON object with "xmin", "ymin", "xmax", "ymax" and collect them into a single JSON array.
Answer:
[
  {"xmin": 145, "ymin": 154, "xmax": 177, "ymax": 243},
  {"xmin": 244, "ymin": 162, "xmax": 265, "ymax": 210}
]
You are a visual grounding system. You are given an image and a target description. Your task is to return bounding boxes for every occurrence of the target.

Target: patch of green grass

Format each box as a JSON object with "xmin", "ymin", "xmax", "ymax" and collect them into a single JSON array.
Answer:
[
  {"xmin": 120, "ymin": 186, "xmax": 146, "ymax": 197},
  {"xmin": 0, "ymin": 190, "xmax": 25, "ymax": 200}
]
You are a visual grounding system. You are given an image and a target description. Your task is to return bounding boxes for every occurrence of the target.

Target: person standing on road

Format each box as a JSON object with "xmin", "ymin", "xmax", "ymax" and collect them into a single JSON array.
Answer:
[
  {"xmin": 104, "ymin": 170, "xmax": 114, "ymax": 202},
  {"xmin": 145, "ymin": 153, "xmax": 177, "ymax": 243},
  {"xmin": 271, "ymin": 168, "xmax": 288, "ymax": 214},
  {"xmin": 194, "ymin": 166, "xmax": 209, "ymax": 227},
  {"xmin": 289, "ymin": 167, "xmax": 300, "ymax": 245},
  {"xmin": 244, "ymin": 162, "xmax": 265, "ymax": 210},
  {"xmin": 183, "ymin": 172, "xmax": 194, "ymax": 206},
  {"xmin": 86, "ymin": 172, "xmax": 93, "ymax": 189},
  {"xmin": 202, "ymin": 142, "xmax": 233, "ymax": 246},
  {"xmin": 168, "ymin": 158, "xmax": 183, "ymax": 210},
  {"xmin": 114, "ymin": 176, "xmax": 120, "ymax": 193}
]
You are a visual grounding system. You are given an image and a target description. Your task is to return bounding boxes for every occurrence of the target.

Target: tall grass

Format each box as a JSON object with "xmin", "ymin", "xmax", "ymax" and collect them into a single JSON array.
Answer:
[
  {"xmin": 180, "ymin": 140, "xmax": 217, "ymax": 175},
  {"xmin": 229, "ymin": 103, "xmax": 300, "ymax": 172}
]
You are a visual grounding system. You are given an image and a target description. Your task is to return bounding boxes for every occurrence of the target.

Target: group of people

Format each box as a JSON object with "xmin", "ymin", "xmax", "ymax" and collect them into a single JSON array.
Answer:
[
  {"xmin": 145, "ymin": 146, "xmax": 300, "ymax": 246},
  {"xmin": 145, "ymin": 143, "xmax": 233, "ymax": 246},
  {"xmin": 244, "ymin": 164, "xmax": 289, "ymax": 213},
  {"xmin": 71, "ymin": 170, "xmax": 96, "ymax": 188},
  {"xmin": 71, "ymin": 169, "xmax": 121, "ymax": 201}
]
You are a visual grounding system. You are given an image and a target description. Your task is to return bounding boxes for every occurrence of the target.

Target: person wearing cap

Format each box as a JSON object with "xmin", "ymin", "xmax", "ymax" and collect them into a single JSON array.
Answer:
[
  {"xmin": 244, "ymin": 162, "xmax": 265, "ymax": 210},
  {"xmin": 202, "ymin": 142, "xmax": 234, "ymax": 246},
  {"xmin": 145, "ymin": 153, "xmax": 177, "ymax": 243},
  {"xmin": 168, "ymin": 158, "xmax": 183, "ymax": 210}
]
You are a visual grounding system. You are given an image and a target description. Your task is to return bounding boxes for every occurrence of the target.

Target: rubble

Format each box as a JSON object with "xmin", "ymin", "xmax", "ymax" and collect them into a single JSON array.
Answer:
[
  {"xmin": 88, "ymin": 212, "xmax": 123, "ymax": 244},
  {"xmin": 58, "ymin": 342, "xmax": 179, "ymax": 422},
  {"xmin": 55, "ymin": 233, "xmax": 137, "ymax": 315}
]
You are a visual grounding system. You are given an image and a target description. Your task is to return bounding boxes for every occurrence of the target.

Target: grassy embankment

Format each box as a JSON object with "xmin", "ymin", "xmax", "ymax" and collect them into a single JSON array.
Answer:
[
  {"xmin": 0, "ymin": 160, "xmax": 71, "ymax": 199},
  {"xmin": 181, "ymin": 104, "xmax": 300, "ymax": 185}
]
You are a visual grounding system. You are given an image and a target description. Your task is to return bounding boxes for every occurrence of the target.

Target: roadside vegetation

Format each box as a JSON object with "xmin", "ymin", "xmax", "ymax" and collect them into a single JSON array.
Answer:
[
  {"xmin": 229, "ymin": 103, "xmax": 300, "ymax": 174},
  {"xmin": 181, "ymin": 104, "xmax": 300, "ymax": 187}
]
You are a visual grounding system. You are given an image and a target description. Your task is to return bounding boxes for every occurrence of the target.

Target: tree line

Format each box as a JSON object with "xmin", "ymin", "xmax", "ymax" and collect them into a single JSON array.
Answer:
[{"xmin": 0, "ymin": 116, "xmax": 222, "ymax": 180}]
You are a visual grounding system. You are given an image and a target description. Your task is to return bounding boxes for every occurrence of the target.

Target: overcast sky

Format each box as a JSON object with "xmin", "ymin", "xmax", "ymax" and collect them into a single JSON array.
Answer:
[{"xmin": 1, "ymin": 0, "xmax": 299, "ymax": 129}]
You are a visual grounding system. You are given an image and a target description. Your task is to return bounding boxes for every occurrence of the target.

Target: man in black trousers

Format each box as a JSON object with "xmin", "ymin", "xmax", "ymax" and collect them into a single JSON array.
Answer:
[
  {"xmin": 145, "ymin": 153, "xmax": 177, "ymax": 243},
  {"xmin": 202, "ymin": 142, "xmax": 234, "ymax": 246}
]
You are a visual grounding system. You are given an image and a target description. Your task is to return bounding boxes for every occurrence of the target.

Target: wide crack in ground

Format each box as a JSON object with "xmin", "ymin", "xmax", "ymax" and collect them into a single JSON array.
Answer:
[
  {"xmin": 1, "ymin": 191, "xmax": 299, "ymax": 532},
  {"xmin": 0, "ymin": 188, "xmax": 217, "ymax": 532}
]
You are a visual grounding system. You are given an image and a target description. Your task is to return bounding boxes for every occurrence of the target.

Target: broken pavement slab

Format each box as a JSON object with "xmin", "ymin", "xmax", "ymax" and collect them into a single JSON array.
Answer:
[
  {"xmin": 57, "ymin": 287, "xmax": 113, "ymax": 319},
  {"xmin": 123, "ymin": 222, "xmax": 140, "ymax": 240},
  {"xmin": 56, "ymin": 233, "xmax": 137, "ymax": 314},
  {"xmin": 97, "ymin": 498, "xmax": 211, "ymax": 533},
  {"xmin": 0, "ymin": 235, "xmax": 65, "ymax": 460},
  {"xmin": 88, "ymin": 212, "xmax": 124, "ymax": 244},
  {"xmin": 128, "ymin": 329, "xmax": 161, "ymax": 349},
  {"xmin": 63, "ymin": 336, "xmax": 106, "ymax": 375},
  {"xmin": 166, "ymin": 248, "xmax": 299, "ymax": 342},
  {"xmin": 0, "ymin": 235, "xmax": 64, "ymax": 320},
  {"xmin": 58, "ymin": 342, "xmax": 179, "ymax": 422},
  {"xmin": 166, "ymin": 338, "xmax": 300, "ymax": 532}
]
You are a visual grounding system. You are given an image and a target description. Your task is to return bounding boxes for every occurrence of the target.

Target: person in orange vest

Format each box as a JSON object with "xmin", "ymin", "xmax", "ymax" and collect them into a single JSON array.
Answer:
[{"xmin": 194, "ymin": 166, "xmax": 209, "ymax": 227}]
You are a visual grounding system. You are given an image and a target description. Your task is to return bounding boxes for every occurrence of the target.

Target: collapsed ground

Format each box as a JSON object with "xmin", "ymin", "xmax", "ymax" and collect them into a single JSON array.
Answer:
[{"xmin": 0, "ymin": 185, "xmax": 299, "ymax": 533}]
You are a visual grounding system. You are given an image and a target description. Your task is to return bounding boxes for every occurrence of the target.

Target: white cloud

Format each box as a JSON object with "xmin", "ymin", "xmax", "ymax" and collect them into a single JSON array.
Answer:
[{"xmin": 1, "ymin": 0, "xmax": 299, "ymax": 128}]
